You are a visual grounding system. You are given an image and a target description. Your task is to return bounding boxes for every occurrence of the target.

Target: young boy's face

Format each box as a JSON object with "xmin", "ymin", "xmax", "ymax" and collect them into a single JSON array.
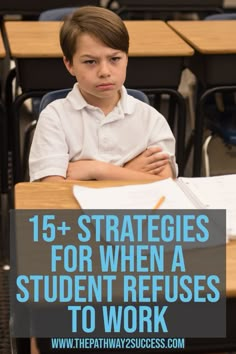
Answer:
[{"xmin": 64, "ymin": 33, "xmax": 128, "ymax": 106}]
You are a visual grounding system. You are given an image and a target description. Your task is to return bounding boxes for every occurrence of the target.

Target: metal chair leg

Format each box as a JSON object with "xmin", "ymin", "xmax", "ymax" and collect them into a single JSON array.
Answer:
[{"xmin": 202, "ymin": 134, "xmax": 213, "ymax": 177}]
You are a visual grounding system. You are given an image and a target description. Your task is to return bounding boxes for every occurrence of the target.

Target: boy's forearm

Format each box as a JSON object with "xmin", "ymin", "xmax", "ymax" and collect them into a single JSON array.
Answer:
[
  {"xmin": 93, "ymin": 160, "xmax": 172, "ymax": 181},
  {"xmin": 39, "ymin": 160, "xmax": 173, "ymax": 182}
]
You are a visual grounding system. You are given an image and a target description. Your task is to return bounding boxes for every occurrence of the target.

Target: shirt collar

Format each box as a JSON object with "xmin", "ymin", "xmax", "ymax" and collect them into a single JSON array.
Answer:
[
  {"xmin": 119, "ymin": 86, "xmax": 136, "ymax": 115},
  {"xmin": 66, "ymin": 83, "xmax": 91, "ymax": 110}
]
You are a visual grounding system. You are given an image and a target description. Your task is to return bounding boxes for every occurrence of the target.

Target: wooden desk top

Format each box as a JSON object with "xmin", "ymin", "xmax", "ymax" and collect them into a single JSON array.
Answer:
[
  {"xmin": 126, "ymin": 21, "xmax": 194, "ymax": 56},
  {"xmin": 168, "ymin": 20, "xmax": 236, "ymax": 54},
  {"xmin": 15, "ymin": 181, "xmax": 236, "ymax": 297},
  {"xmin": 5, "ymin": 20, "xmax": 193, "ymax": 58},
  {"xmin": 14, "ymin": 181, "xmax": 148, "ymax": 209},
  {"xmin": 5, "ymin": 22, "xmax": 63, "ymax": 58}
]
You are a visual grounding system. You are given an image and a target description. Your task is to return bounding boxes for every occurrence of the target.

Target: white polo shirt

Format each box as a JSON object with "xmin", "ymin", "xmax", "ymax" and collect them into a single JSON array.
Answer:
[{"xmin": 29, "ymin": 84, "xmax": 178, "ymax": 181}]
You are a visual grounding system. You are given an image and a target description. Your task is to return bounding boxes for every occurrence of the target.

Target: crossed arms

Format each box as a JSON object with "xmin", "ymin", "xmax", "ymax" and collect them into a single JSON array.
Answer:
[{"xmin": 40, "ymin": 146, "xmax": 174, "ymax": 182}]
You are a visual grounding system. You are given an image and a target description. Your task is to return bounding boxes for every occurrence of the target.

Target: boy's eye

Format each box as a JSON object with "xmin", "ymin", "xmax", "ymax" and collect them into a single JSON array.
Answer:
[
  {"xmin": 111, "ymin": 56, "xmax": 121, "ymax": 62},
  {"xmin": 84, "ymin": 60, "xmax": 96, "ymax": 65}
]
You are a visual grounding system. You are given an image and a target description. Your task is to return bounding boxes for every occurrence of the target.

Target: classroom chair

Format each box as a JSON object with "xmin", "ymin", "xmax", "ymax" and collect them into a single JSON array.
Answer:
[
  {"xmin": 22, "ymin": 88, "xmax": 150, "ymax": 181},
  {"xmin": 204, "ymin": 12, "xmax": 236, "ymax": 20},
  {"xmin": 39, "ymin": 88, "xmax": 149, "ymax": 111},
  {"xmin": 202, "ymin": 13, "xmax": 236, "ymax": 176},
  {"xmin": 38, "ymin": 0, "xmax": 100, "ymax": 21},
  {"xmin": 38, "ymin": 7, "xmax": 78, "ymax": 21}
]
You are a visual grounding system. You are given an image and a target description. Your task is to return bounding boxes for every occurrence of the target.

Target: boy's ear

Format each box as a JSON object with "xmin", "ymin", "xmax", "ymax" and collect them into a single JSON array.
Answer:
[{"xmin": 63, "ymin": 56, "xmax": 75, "ymax": 76}]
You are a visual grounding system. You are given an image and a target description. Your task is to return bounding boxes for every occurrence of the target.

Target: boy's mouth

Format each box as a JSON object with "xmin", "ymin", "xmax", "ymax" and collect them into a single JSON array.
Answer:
[{"xmin": 96, "ymin": 83, "xmax": 114, "ymax": 89}]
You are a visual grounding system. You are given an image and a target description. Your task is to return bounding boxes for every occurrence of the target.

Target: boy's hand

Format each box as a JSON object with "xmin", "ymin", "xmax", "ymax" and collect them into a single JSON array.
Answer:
[{"xmin": 124, "ymin": 146, "xmax": 170, "ymax": 175}]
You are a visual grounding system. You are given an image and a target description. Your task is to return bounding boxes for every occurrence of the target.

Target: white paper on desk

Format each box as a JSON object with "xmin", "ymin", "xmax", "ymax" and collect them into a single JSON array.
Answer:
[
  {"xmin": 73, "ymin": 178, "xmax": 225, "ymax": 250},
  {"xmin": 179, "ymin": 174, "xmax": 236, "ymax": 239},
  {"xmin": 73, "ymin": 178, "xmax": 195, "ymax": 210}
]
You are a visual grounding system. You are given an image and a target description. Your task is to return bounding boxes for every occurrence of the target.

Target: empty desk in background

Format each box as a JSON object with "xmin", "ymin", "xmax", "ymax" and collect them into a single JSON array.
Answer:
[
  {"xmin": 14, "ymin": 180, "xmax": 236, "ymax": 352},
  {"xmin": 5, "ymin": 20, "xmax": 194, "ymax": 182},
  {"xmin": 168, "ymin": 20, "xmax": 236, "ymax": 176}
]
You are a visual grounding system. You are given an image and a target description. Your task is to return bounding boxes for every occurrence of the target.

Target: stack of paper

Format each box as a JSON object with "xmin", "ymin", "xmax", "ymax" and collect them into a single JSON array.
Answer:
[
  {"xmin": 73, "ymin": 178, "xmax": 195, "ymax": 210},
  {"xmin": 179, "ymin": 174, "xmax": 236, "ymax": 239},
  {"xmin": 73, "ymin": 174, "xmax": 236, "ymax": 240}
]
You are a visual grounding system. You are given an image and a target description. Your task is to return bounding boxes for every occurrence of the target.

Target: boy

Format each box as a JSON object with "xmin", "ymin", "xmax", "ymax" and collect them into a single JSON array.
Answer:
[{"xmin": 29, "ymin": 6, "xmax": 177, "ymax": 182}]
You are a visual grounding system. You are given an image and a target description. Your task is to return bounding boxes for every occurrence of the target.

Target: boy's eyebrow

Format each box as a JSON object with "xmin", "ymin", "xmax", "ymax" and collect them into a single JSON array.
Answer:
[
  {"xmin": 80, "ymin": 55, "xmax": 98, "ymax": 59},
  {"xmin": 80, "ymin": 51, "xmax": 123, "ymax": 59}
]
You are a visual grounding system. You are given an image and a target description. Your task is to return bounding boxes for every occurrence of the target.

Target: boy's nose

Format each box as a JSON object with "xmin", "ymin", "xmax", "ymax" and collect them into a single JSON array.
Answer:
[{"xmin": 98, "ymin": 62, "xmax": 110, "ymax": 77}]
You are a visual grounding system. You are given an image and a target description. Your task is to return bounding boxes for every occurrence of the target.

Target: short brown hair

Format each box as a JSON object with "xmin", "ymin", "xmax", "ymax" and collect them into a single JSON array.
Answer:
[{"xmin": 60, "ymin": 6, "xmax": 129, "ymax": 63}]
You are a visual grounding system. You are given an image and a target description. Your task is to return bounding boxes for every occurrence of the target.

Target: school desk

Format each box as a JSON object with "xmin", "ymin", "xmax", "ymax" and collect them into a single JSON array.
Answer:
[
  {"xmin": 14, "ymin": 180, "xmax": 236, "ymax": 352},
  {"xmin": 13, "ymin": 180, "xmax": 235, "ymax": 295},
  {"xmin": 4, "ymin": 20, "xmax": 194, "ymax": 182},
  {"xmin": 168, "ymin": 20, "xmax": 236, "ymax": 176}
]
